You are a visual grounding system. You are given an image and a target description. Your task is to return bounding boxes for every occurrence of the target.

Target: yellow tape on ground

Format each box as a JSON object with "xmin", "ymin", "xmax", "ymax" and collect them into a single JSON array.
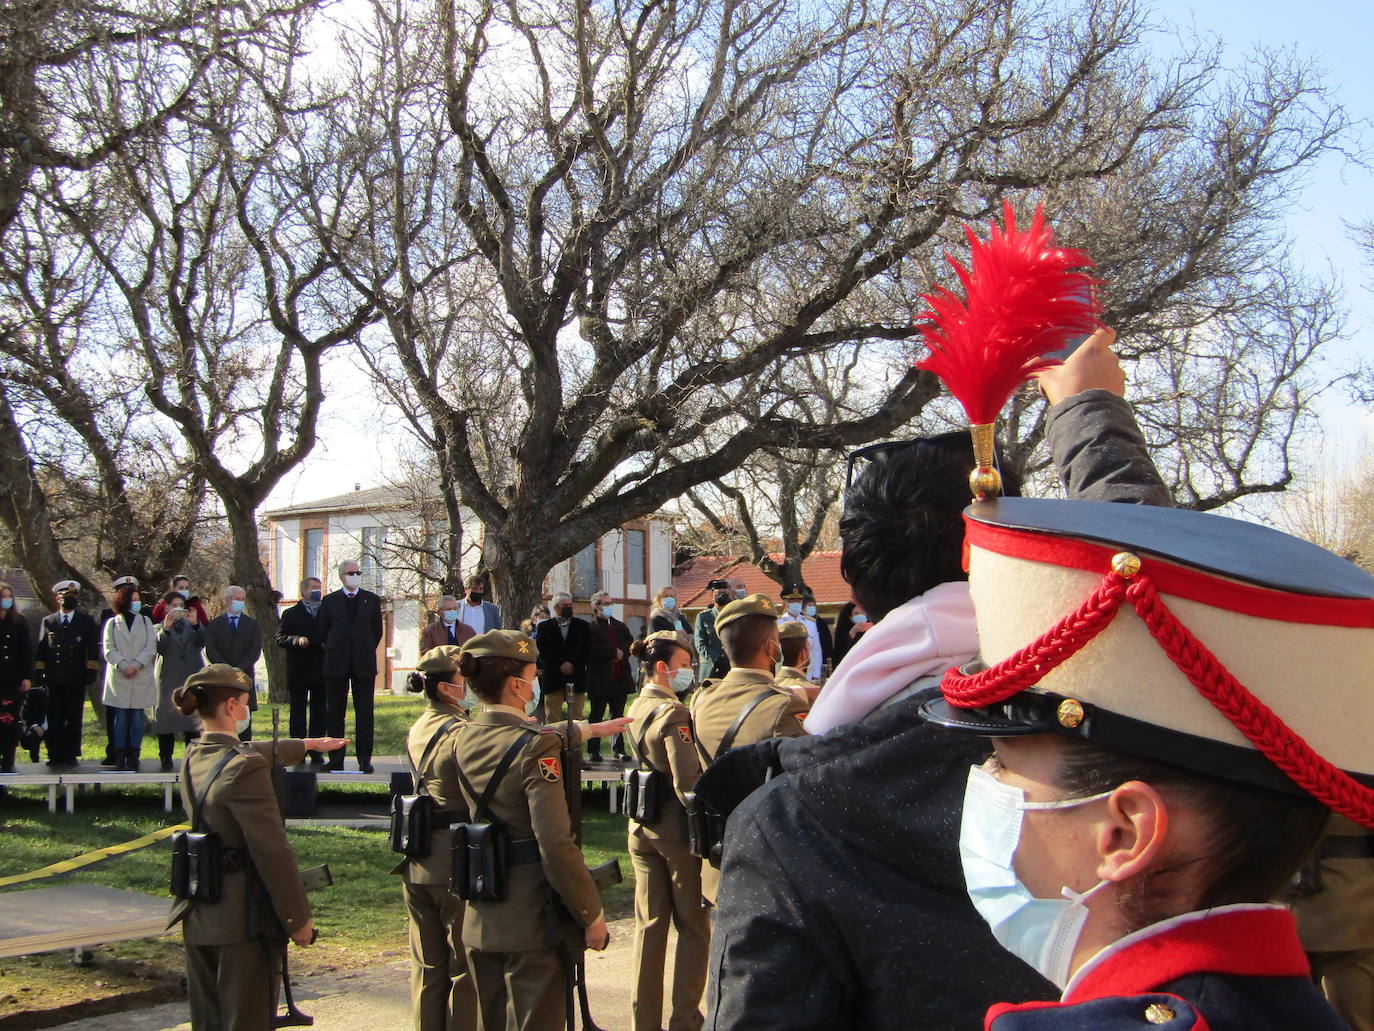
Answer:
[{"xmin": 0, "ymin": 823, "xmax": 189, "ymax": 889}]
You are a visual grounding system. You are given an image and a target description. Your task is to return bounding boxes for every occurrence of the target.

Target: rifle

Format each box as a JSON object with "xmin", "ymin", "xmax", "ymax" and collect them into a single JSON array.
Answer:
[{"xmin": 272, "ymin": 864, "xmax": 333, "ymax": 1028}]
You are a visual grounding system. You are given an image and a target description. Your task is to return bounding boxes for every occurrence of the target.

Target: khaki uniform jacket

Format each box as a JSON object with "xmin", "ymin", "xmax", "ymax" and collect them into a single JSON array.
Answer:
[
  {"xmin": 1294, "ymin": 814, "xmax": 1374, "ymax": 951},
  {"xmin": 774, "ymin": 665, "xmax": 814, "ymax": 697},
  {"xmin": 390, "ymin": 699, "xmax": 471, "ymax": 884},
  {"xmin": 169, "ymin": 733, "xmax": 311, "ymax": 946},
  {"xmin": 689, "ymin": 667, "xmax": 809, "ymax": 762},
  {"xmin": 625, "ymin": 685, "xmax": 701, "ymax": 843},
  {"xmin": 452, "ymin": 707, "xmax": 603, "ymax": 953}
]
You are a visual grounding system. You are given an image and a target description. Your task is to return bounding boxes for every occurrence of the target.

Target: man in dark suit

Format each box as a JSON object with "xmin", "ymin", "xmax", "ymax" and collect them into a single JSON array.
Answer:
[
  {"xmin": 418, "ymin": 594, "xmax": 475, "ymax": 652},
  {"xmin": 533, "ymin": 592, "xmax": 591, "ymax": 724},
  {"xmin": 203, "ymin": 585, "xmax": 263, "ymax": 739},
  {"xmin": 317, "ymin": 559, "xmax": 383, "ymax": 773},
  {"xmin": 33, "ymin": 579, "xmax": 100, "ymax": 767},
  {"xmin": 585, "ymin": 591, "xmax": 634, "ymax": 761},
  {"xmin": 275, "ymin": 577, "xmax": 327, "ymax": 764}
]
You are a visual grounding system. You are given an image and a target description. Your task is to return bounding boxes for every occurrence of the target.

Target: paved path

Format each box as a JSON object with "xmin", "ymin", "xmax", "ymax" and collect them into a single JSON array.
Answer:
[{"xmin": 45, "ymin": 917, "xmax": 691, "ymax": 1031}]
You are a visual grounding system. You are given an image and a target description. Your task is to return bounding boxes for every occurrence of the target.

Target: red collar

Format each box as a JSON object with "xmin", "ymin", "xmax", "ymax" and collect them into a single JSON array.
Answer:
[{"xmin": 986, "ymin": 906, "xmax": 1310, "ymax": 1030}]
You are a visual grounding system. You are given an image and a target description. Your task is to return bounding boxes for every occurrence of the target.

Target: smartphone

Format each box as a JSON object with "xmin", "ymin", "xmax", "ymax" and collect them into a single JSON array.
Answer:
[{"xmin": 1045, "ymin": 333, "xmax": 1092, "ymax": 362}]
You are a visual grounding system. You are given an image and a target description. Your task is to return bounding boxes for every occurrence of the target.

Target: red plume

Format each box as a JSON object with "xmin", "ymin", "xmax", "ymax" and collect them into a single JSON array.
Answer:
[{"xmin": 916, "ymin": 202, "xmax": 1101, "ymax": 425}]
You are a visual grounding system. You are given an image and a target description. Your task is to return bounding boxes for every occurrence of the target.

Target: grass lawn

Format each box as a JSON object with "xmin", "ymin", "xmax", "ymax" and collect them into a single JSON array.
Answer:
[{"xmin": 0, "ymin": 755, "xmax": 637, "ymax": 1027}]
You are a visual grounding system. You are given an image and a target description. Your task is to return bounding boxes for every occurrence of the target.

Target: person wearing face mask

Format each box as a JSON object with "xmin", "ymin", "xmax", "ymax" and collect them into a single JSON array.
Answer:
[
  {"xmin": 534, "ymin": 592, "xmax": 592, "ymax": 726},
  {"xmin": 457, "ymin": 574, "xmax": 501, "ymax": 637},
  {"xmin": 0, "ymin": 581, "xmax": 33, "ymax": 774},
  {"xmin": 394, "ymin": 645, "xmax": 480, "ymax": 1031},
  {"xmin": 276, "ymin": 578, "xmax": 329, "ymax": 765},
  {"xmin": 153, "ymin": 591, "xmax": 205, "ymax": 771},
  {"xmin": 317, "ymin": 560, "xmax": 384, "ymax": 773},
  {"xmin": 100, "ymin": 585, "xmax": 157, "ymax": 771},
  {"xmin": 204, "ymin": 586, "xmax": 264, "ymax": 741},
  {"xmin": 420, "ymin": 594, "xmax": 476, "ymax": 653},
  {"xmin": 693, "ymin": 581, "xmax": 731, "ymax": 683},
  {"xmin": 169, "ymin": 663, "xmax": 346, "ymax": 1031},
  {"xmin": 803, "ymin": 591, "xmax": 833, "ymax": 675},
  {"xmin": 916, "ymin": 493, "xmax": 1374, "ymax": 1030},
  {"xmin": 624, "ymin": 630, "xmax": 710, "ymax": 1031},
  {"xmin": 775, "ymin": 584, "xmax": 824, "ymax": 683},
  {"xmin": 33, "ymin": 580, "xmax": 101, "ymax": 768},
  {"xmin": 448, "ymin": 630, "xmax": 612, "ymax": 1031},
  {"xmin": 689, "ymin": 594, "xmax": 807, "ymax": 905},
  {"xmin": 771, "ymin": 621, "xmax": 818, "ymax": 707},
  {"xmin": 586, "ymin": 591, "xmax": 635, "ymax": 763},
  {"xmin": 151, "ymin": 575, "xmax": 210, "ymax": 627}
]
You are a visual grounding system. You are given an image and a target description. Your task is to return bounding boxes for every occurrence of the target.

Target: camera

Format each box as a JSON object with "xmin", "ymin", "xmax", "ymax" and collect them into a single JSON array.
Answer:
[{"xmin": 707, "ymin": 579, "xmax": 729, "ymax": 591}]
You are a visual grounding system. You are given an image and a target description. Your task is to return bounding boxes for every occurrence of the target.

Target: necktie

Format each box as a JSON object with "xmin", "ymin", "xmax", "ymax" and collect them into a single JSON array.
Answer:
[
  {"xmin": 230, "ymin": 616, "xmax": 238, "ymax": 632},
  {"xmin": 448, "ymin": 626, "xmax": 456, "ymax": 643}
]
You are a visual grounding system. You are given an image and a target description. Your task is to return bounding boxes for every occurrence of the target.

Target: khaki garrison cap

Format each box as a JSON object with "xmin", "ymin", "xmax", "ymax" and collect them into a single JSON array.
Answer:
[
  {"xmin": 184, "ymin": 663, "xmax": 253, "ymax": 693},
  {"xmin": 461, "ymin": 629, "xmax": 537, "ymax": 662},
  {"xmin": 417, "ymin": 645, "xmax": 464, "ymax": 674},
  {"xmin": 777, "ymin": 620, "xmax": 809, "ymax": 641},
  {"xmin": 644, "ymin": 629, "xmax": 692, "ymax": 651},
  {"xmin": 716, "ymin": 593, "xmax": 780, "ymax": 632}
]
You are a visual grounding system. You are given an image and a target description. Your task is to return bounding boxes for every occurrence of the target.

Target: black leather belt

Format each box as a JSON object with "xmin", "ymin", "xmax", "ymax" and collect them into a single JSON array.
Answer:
[
  {"xmin": 1320, "ymin": 835, "xmax": 1374, "ymax": 860},
  {"xmin": 510, "ymin": 838, "xmax": 541, "ymax": 866},
  {"xmin": 431, "ymin": 810, "xmax": 463, "ymax": 829}
]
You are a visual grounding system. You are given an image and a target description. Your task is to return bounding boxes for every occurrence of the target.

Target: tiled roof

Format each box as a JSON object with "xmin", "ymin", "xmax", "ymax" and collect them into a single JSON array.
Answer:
[
  {"xmin": 264, "ymin": 485, "xmax": 412, "ymax": 518},
  {"xmin": 673, "ymin": 552, "xmax": 850, "ymax": 608}
]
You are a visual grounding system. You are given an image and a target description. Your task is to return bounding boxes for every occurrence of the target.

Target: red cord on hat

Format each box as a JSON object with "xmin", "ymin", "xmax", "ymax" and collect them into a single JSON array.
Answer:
[{"xmin": 942, "ymin": 567, "xmax": 1374, "ymax": 828}]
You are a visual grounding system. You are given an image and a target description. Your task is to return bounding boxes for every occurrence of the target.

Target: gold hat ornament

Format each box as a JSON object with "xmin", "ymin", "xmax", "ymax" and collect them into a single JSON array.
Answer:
[
  {"xmin": 460, "ymin": 629, "xmax": 536, "ymax": 663},
  {"xmin": 716, "ymin": 593, "xmax": 780, "ymax": 632}
]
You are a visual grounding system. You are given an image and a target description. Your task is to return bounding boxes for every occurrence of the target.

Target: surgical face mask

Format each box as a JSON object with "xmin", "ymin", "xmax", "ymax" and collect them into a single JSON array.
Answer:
[
  {"xmin": 853, "ymin": 612, "xmax": 867, "ymax": 625},
  {"xmin": 229, "ymin": 599, "xmax": 246, "ymax": 615},
  {"xmin": 308, "ymin": 589, "xmax": 322, "ymax": 603},
  {"xmin": 558, "ymin": 605, "xmax": 573, "ymax": 619},
  {"xmin": 959, "ymin": 764, "xmax": 1115, "ymax": 988},
  {"xmin": 343, "ymin": 572, "xmax": 361, "ymax": 588},
  {"xmin": 787, "ymin": 601, "xmax": 802, "ymax": 617},
  {"xmin": 441, "ymin": 608, "xmax": 460, "ymax": 624},
  {"xmin": 733, "ymin": 588, "xmax": 747, "ymax": 599},
  {"xmin": 176, "ymin": 587, "xmax": 190, "ymax": 598},
  {"xmin": 805, "ymin": 604, "xmax": 817, "ymax": 617},
  {"xmin": 662, "ymin": 596, "xmax": 677, "ymax": 611},
  {"xmin": 130, "ymin": 600, "xmax": 142, "ymax": 614},
  {"xmin": 455, "ymin": 690, "xmax": 479, "ymax": 712},
  {"xmin": 230, "ymin": 697, "xmax": 251, "ymax": 735},
  {"xmin": 510, "ymin": 676, "xmax": 541, "ymax": 717},
  {"xmin": 467, "ymin": 590, "xmax": 483, "ymax": 604},
  {"xmin": 0, "ymin": 598, "xmax": 12, "ymax": 611},
  {"xmin": 600, "ymin": 604, "xmax": 616, "ymax": 619},
  {"xmin": 670, "ymin": 668, "xmax": 695, "ymax": 695}
]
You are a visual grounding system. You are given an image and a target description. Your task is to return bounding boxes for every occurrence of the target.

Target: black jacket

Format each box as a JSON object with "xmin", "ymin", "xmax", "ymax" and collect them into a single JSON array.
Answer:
[
  {"xmin": 275, "ymin": 602, "xmax": 324, "ymax": 686},
  {"xmin": 700, "ymin": 691, "xmax": 1056, "ymax": 1030},
  {"xmin": 317, "ymin": 588, "xmax": 383, "ymax": 679},
  {"xmin": 586, "ymin": 615, "xmax": 634, "ymax": 697},
  {"xmin": 0, "ymin": 613, "xmax": 32, "ymax": 689},
  {"xmin": 34, "ymin": 610, "xmax": 100, "ymax": 687},
  {"xmin": 534, "ymin": 616, "xmax": 591, "ymax": 694}
]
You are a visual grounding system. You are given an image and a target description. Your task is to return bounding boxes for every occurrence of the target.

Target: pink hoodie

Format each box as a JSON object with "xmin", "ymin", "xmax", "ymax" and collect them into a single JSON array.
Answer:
[{"xmin": 805, "ymin": 581, "xmax": 978, "ymax": 735}]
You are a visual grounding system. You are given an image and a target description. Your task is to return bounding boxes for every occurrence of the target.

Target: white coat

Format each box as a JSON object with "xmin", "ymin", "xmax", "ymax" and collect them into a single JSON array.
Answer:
[{"xmin": 102, "ymin": 613, "xmax": 159, "ymax": 709}]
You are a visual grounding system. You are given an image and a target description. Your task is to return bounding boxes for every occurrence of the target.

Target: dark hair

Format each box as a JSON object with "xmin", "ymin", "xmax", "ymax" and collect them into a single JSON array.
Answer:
[
  {"xmin": 163, "ymin": 590, "xmax": 185, "ymax": 605},
  {"xmin": 719, "ymin": 614, "xmax": 776, "ymax": 666},
  {"xmin": 112, "ymin": 584, "xmax": 139, "ymax": 613},
  {"xmin": 457, "ymin": 653, "xmax": 529, "ymax": 703},
  {"xmin": 780, "ymin": 635, "xmax": 808, "ymax": 667},
  {"xmin": 1054, "ymin": 738, "xmax": 1328, "ymax": 927},
  {"xmin": 406, "ymin": 670, "xmax": 451, "ymax": 701},
  {"xmin": 630, "ymin": 636, "xmax": 688, "ymax": 673},
  {"xmin": 839, "ymin": 431, "xmax": 1022, "ymax": 622},
  {"xmin": 172, "ymin": 683, "xmax": 241, "ymax": 718}
]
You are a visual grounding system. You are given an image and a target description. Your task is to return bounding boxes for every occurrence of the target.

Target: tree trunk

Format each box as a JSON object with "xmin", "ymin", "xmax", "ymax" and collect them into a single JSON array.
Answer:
[
  {"xmin": 223, "ymin": 498, "xmax": 289, "ymax": 705},
  {"xmin": 485, "ymin": 525, "xmax": 548, "ymax": 632}
]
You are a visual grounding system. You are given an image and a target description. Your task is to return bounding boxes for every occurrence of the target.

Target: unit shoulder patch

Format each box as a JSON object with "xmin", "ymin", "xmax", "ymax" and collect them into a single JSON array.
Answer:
[
  {"xmin": 538, "ymin": 756, "xmax": 562, "ymax": 782},
  {"xmin": 677, "ymin": 725, "xmax": 693, "ymax": 744}
]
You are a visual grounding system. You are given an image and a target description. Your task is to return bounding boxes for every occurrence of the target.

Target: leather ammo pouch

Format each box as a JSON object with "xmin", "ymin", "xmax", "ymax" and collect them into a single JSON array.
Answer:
[
  {"xmin": 390, "ymin": 716, "xmax": 462, "ymax": 857},
  {"xmin": 170, "ymin": 750, "xmax": 239, "ymax": 902},
  {"xmin": 685, "ymin": 690, "xmax": 773, "ymax": 861},
  {"xmin": 451, "ymin": 733, "xmax": 533, "ymax": 901},
  {"xmin": 621, "ymin": 702, "xmax": 675, "ymax": 824}
]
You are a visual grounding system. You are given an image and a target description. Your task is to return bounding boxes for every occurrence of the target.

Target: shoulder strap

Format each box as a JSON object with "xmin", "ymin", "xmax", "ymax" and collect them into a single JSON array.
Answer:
[
  {"xmin": 455, "ymin": 731, "xmax": 536, "ymax": 823},
  {"xmin": 715, "ymin": 689, "xmax": 777, "ymax": 761},
  {"xmin": 407, "ymin": 717, "xmax": 463, "ymax": 797},
  {"xmin": 184, "ymin": 748, "xmax": 240, "ymax": 833},
  {"xmin": 628, "ymin": 702, "xmax": 677, "ymax": 773}
]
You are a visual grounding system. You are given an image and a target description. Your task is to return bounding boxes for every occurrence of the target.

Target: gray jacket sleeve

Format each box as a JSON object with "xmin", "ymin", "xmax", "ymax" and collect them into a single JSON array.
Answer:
[{"xmin": 1045, "ymin": 389, "xmax": 1174, "ymax": 507}]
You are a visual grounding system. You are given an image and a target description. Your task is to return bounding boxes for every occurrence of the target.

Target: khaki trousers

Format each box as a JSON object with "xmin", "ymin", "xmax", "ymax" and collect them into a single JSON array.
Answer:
[
  {"xmin": 630, "ymin": 834, "xmax": 710, "ymax": 1031},
  {"xmin": 1311, "ymin": 949, "xmax": 1374, "ymax": 1031},
  {"xmin": 405, "ymin": 880, "xmax": 479, "ymax": 1030},
  {"xmin": 466, "ymin": 946, "xmax": 567, "ymax": 1031},
  {"xmin": 185, "ymin": 939, "xmax": 278, "ymax": 1031},
  {"xmin": 541, "ymin": 691, "xmax": 585, "ymax": 727}
]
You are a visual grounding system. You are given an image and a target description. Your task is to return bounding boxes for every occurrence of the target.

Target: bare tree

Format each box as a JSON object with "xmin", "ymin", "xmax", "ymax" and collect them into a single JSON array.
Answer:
[{"xmin": 315, "ymin": 0, "xmax": 1347, "ymax": 624}]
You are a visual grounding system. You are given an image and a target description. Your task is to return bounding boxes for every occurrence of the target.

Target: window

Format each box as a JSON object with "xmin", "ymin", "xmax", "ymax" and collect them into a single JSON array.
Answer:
[
  {"xmin": 626, "ymin": 528, "xmax": 646, "ymax": 586},
  {"xmin": 571, "ymin": 541, "xmax": 598, "ymax": 599},
  {"xmin": 303, "ymin": 528, "xmax": 324, "ymax": 582},
  {"xmin": 361, "ymin": 526, "xmax": 387, "ymax": 594}
]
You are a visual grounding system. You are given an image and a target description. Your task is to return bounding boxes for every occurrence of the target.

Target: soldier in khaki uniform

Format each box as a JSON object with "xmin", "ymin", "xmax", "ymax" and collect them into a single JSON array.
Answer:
[
  {"xmin": 1295, "ymin": 814, "xmax": 1374, "ymax": 1031},
  {"xmin": 393, "ymin": 646, "xmax": 479, "ymax": 1031},
  {"xmin": 689, "ymin": 594, "xmax": 808, "ymax": 903},
  {"xmin": 624, "ymin": 630, "xmax": 710, "ymax": 1031},
  {"xmin": 449, "ymin": 630, "xmax": 612, "ymax": 1031},
  {"xmin": 772, "ymin": 621, "xmax": 818, "ymax": 706},
  {"xmin": 168, "ymin": 664, "xmax": 346, "ymax": 1031}
]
